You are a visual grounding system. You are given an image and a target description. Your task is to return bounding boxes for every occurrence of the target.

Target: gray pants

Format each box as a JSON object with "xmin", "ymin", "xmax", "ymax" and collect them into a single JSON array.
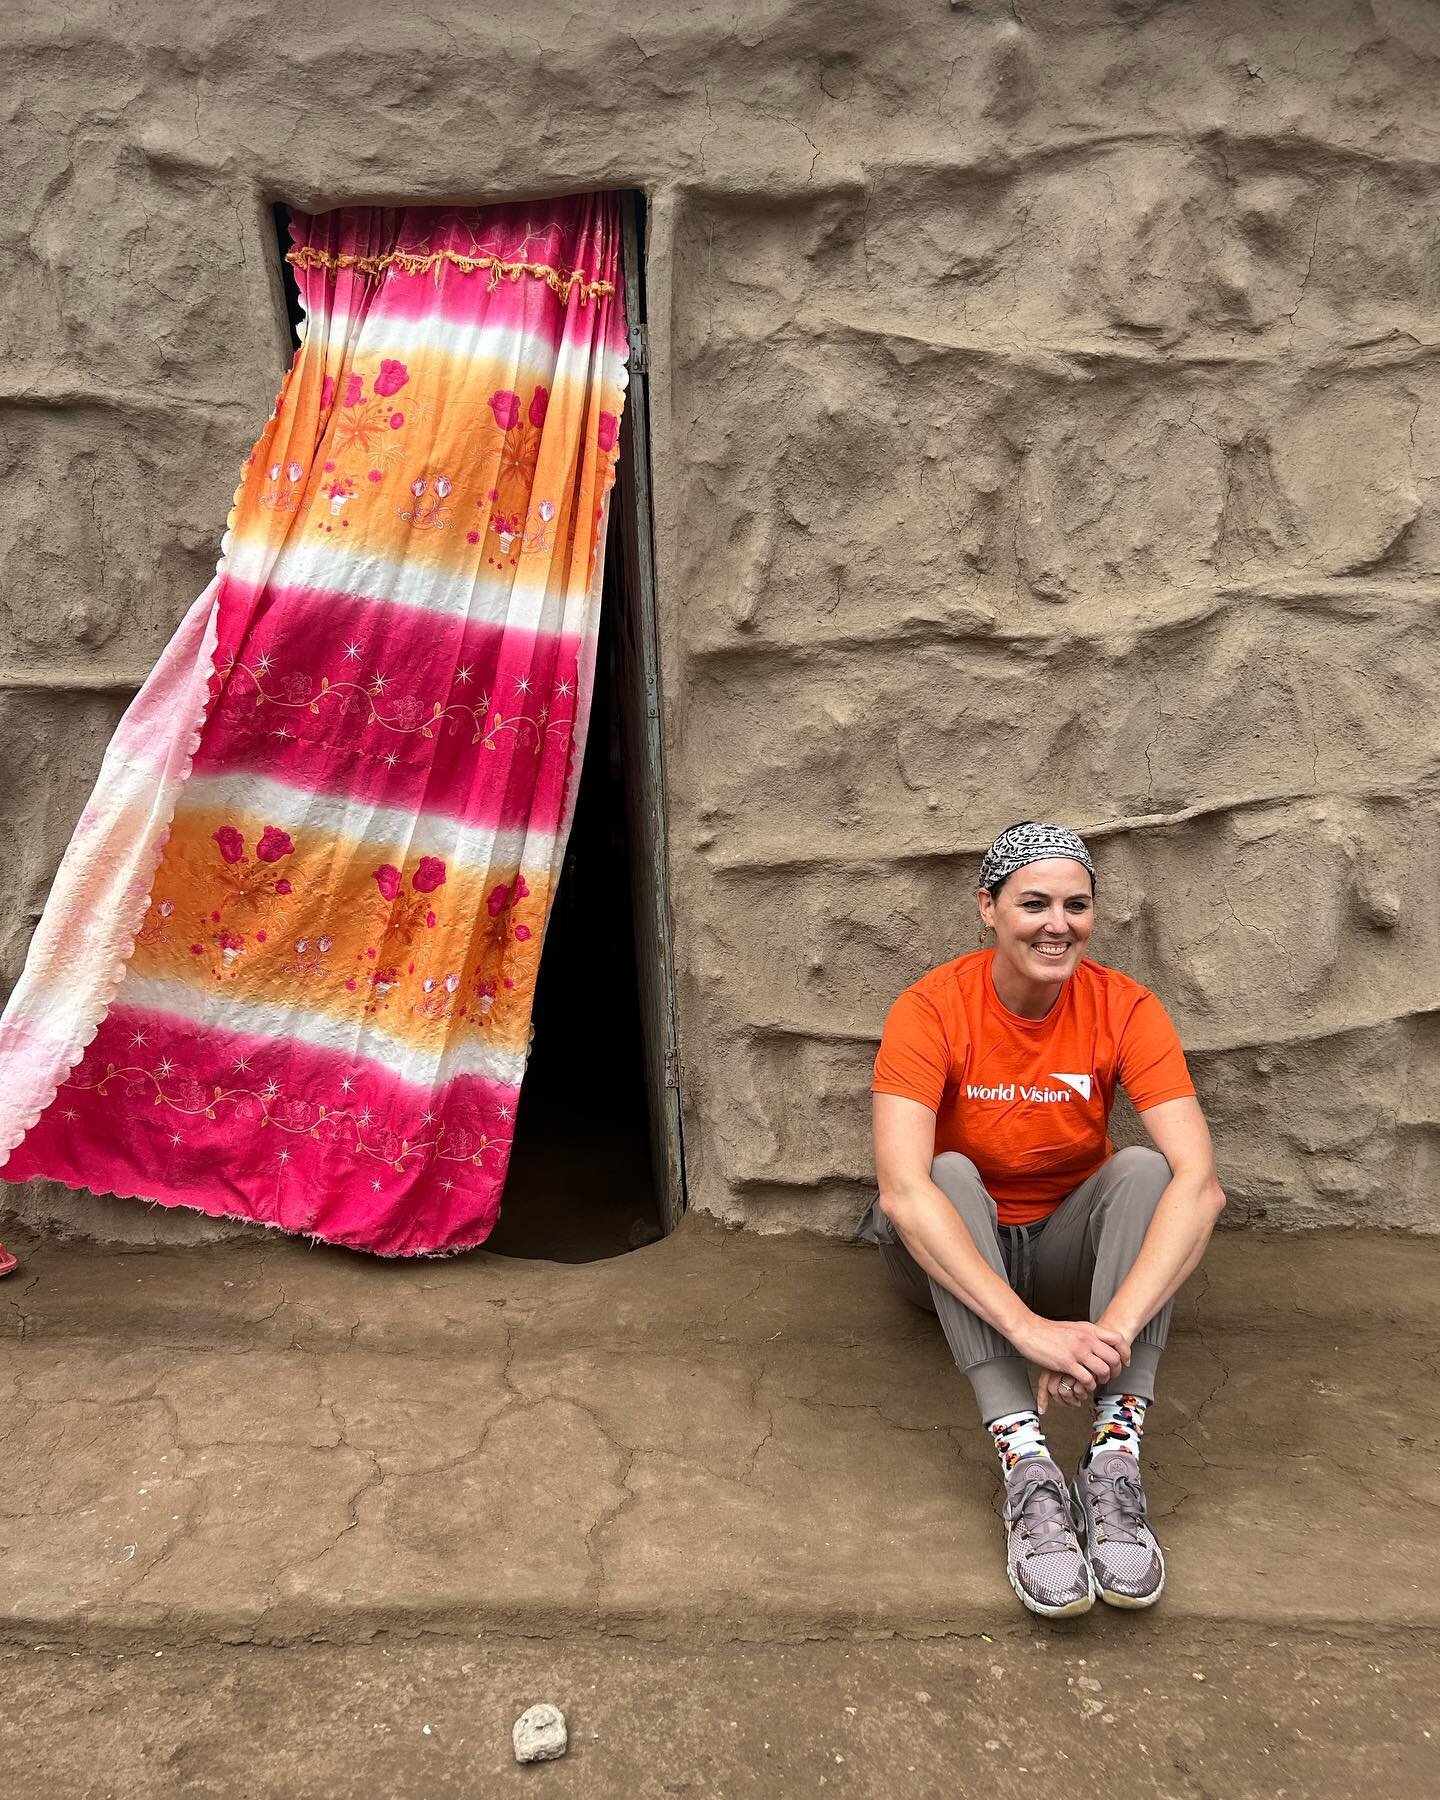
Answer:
[{"xmin": 857, "ymin": 1146, "xmax": 1174, "ymax": 1421}]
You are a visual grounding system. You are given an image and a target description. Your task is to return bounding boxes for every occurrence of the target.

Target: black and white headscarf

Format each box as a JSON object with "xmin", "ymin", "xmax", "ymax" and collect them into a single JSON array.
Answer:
[{"xmin": 979, "ymin": 821, "xmax": 1095, "ymax": 895}]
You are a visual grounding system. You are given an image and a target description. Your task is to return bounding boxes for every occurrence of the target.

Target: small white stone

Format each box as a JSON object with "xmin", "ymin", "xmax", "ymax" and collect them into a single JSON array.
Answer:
[{"xmin": 513, "ymin": 1703, "xmax": 567, "ymax": 1764}]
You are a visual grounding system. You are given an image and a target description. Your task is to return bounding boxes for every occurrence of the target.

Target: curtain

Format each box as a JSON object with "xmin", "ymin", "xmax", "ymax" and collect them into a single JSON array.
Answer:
[{"xmin": 0, "ymin": 196, "xmax": 629, "ymax": 1255}]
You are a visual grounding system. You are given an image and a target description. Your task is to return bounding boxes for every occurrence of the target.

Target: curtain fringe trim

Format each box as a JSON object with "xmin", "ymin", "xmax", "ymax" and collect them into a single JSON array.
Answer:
[{"xmin": 286, "ymin": 245, "xmax": 616, "ymax": 304}]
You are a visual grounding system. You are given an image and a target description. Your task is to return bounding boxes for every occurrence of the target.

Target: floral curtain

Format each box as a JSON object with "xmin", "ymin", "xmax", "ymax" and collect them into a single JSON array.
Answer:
[{"xmin": 0, "ymin": 195, "xmax": 629, "ymax": 1254}]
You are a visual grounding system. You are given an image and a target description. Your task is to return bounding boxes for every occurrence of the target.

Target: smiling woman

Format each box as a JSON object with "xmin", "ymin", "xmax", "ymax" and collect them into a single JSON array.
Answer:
[{"xmin": 858, "ymin": 818, "xmax": 1227, "ymax": 1621}]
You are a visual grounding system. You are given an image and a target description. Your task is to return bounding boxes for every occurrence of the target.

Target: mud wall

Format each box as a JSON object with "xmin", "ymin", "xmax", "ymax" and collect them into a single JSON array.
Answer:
[{"xmin": 3, "ymin": 0, "xmax": 1437, "ymax": 1242}]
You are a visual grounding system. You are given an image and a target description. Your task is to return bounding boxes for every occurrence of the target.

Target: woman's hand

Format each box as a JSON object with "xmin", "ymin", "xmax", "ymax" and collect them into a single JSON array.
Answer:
[{"xmin": 1010, "ymin": 1317, "xmax": 1130, "ymax": 1399}]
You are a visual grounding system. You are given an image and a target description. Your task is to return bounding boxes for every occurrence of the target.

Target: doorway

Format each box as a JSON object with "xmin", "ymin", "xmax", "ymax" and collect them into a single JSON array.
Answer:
[
  {"xmin": 269, "ymin": 192, "xmax": 684, "ymax": 1261},
  {"xmin": 484, "ymin": 555, "xmax": 660, "ymax": 1259}
]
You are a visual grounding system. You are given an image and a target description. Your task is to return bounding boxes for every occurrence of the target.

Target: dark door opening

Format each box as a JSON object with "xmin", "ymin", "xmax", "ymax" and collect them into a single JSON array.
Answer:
[
  {"xmin": 483, "ymin": 553, "xmax": 661, "ymax": 1260},
  {"xmin": 272, "ymin": 193, "xmax": 683, "ymax": 1262}
]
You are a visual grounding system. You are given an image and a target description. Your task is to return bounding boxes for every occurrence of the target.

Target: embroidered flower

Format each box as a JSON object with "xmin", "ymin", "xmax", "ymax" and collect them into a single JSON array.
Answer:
[
  {"xmin": 410, "ymin": 477, "xmax": 427, "ymax": 499},
  {"xmin": 529, "ymin": 386, "xmax": 549, "ymax": 428},
  {"xmin": 597, "ymin": 411, "xmax": 619, "ymax": 452},
  {"xmin": 389, "ymin": 411, "xmax": 405, "ymax": 429},
  {"xmin": 434, "ymin": 475, "xmax": 452, "ymax": 498},
  {"xmin": 487, "ymin": 882, "xmax": 512, "ymax": 918},
  {"xmin": 374, "ymin": 358, "xmax": 409, "ymax": 397},
  {"xmin": 514, "ymin": 924, "xmax": 532, "ymax": 941},
  {"xmin": 218, "ymin": 930, "xmax": 245, "ymax": 952},
  {"xmin": 466, "ymin": 530, "xmax": 480, "ymax": 544},
  {"xmin": 255, "ymin": 826, "xmax": 294, "ymax": 864},
  {"xmin": 158, "ymin": 900, "xmax": 175, "ymax": 918},
  {"xmin": 274, "ymin": 878, "xmax": 293, "ymax": 896},
  {"xmin": 537, "ymin": 499, "xmax": 556, "ymax": 523},
  {"xmin": 168, "ymin": 1078, "xmax": 208, "ymax": 1112},
  {"xmin": 320, "ymin": 375, "xmax": 336, "ymax": 410},
  {"xmin": 343, "ymin": 372, "xmax": 365, "ymax": 407},
  {"xmin": 368, "ymin": 468, "xmax": 383, "ymax": 482},
  {"xmin": 373, "ymin": 864, "xmax": 402, "ymax": 901},
  {"xmin": 318, "ymin": 936, "xmax": 333, "ymax": 953},
  {"xmin": 213, "ymin": 826, "xmax": 245, "ymax": 864},
  {"xmin": 412, "ymin": 856, "xmax": 447, "ymax": 893},
  {"xmin": 488, "ymin": 389, "xmax": 522, "ymax": 430},
  {"xmin": 513, "ymin": 874, "xmax": 530, "ymax": 901},
  {"xmin": 286, "ymin": 461, "xmax": 304, "ymax": 484}
]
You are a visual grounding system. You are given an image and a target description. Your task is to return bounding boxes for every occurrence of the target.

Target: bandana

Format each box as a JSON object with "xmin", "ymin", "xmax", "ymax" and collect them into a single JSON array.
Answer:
[{"xmin": 979, "ymin": 821, "xmax": 1095, "ymax": 894}]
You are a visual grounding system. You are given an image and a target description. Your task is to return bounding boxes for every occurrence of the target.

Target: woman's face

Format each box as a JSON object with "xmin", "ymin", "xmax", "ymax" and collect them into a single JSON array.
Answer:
[{"xmin": 977, "ymin": 857, "xmax": 1095, "ymax": 991}]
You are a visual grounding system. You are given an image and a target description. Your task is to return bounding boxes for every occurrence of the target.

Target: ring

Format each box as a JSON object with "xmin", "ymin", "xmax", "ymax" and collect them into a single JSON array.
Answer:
[{"xmin": 1059, "ymin": 1378, "xmax": 1076, "ymax": 1395}]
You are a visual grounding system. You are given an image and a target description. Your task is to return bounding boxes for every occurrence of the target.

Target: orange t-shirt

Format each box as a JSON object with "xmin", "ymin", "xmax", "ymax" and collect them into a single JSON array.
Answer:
[{"xmin": 872, "ymin": 950, "xmax": 1195, "ymax": 1225}]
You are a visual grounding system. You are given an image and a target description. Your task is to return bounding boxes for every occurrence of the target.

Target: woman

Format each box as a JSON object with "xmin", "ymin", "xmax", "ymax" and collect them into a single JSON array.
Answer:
[{"xmin": 859, "ymin": 821, "xmax": 1225, "ymax": 1618}]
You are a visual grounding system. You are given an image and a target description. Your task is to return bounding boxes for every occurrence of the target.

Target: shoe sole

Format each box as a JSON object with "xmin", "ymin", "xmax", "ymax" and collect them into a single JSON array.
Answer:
[
  {"xmin": 1071, "ymin": 1479, "xmax": 1165, "ymax": 1610},
  {"xmin": 1006, "ymin": 1557, "xmax": 1096, "ymax": 1619}
]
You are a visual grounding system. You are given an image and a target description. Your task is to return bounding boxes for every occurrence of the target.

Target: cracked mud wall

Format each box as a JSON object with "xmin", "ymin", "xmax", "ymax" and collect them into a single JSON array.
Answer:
[{"xmin": 2, "ymin": 0, "xmax": 1437, "ymax": 1244}]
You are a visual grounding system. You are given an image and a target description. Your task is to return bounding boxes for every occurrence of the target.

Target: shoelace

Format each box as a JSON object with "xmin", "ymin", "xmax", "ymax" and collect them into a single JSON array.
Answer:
[
  {"xmin": 1004, "ymin": 1468, "xmax": 1079, "ymax": 1559},
  {"xmin": 1090, "ymin": 1466, "xmax": 1149, "ymax": 1543}
]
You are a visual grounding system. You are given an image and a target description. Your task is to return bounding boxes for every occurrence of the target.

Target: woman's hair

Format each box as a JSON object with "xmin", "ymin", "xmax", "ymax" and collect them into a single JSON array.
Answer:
[{"xmin": 979, "ymin": 820, "xmax": 1097, "ymax": 898}]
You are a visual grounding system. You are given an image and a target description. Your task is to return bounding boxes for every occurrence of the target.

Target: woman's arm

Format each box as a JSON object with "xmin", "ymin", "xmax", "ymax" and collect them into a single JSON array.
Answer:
[
  {"xmin": 1095, "ymin": 1095, "xmax": 1226, "ymax": 1349},
  {"xmin": 873, "ymin": 1093, "xmax": 1128, "ymax": 1392}
]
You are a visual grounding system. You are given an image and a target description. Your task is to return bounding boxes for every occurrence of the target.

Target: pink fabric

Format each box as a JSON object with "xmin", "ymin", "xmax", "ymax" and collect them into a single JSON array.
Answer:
[{"xmin": 8, "ymin": 1006, "xmax": 519, "ymax": 1254}]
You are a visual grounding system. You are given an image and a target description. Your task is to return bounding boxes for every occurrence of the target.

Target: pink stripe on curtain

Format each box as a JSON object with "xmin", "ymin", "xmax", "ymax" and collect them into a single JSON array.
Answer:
[{"xmin": 8, "ymin": 1006, "xmax": 521, "ymax": 1256}]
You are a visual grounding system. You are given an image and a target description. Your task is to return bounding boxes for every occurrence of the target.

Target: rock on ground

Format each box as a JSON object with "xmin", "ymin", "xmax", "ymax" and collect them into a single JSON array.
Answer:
[{"xmin": 513, "ymin": 1703, "xmax": 568, "ymax": 1764}]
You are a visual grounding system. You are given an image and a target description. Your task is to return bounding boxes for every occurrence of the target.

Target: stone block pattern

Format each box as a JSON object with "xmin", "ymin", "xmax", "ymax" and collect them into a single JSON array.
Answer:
[{"xmin": 1, "ymin": 0, "xmax": 1436, "ymax": 1237}]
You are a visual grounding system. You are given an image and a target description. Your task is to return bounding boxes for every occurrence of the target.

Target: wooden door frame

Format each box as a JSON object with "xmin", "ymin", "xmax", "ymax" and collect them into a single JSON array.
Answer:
[{"xmin": 615, "ymin": 190, "xmax": 687, "ymax": 1232}]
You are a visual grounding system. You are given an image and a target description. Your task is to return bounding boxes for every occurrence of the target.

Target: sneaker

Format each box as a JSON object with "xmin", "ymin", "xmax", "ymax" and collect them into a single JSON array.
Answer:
[
  {"xmin": 1073, "ymin": 1450, "xmax": 1165, "ymax": 1608},
  {"xmin": 0, "ymin": 1243, "xmax": 16, "ymax": 1279},
  {"xmin": 1002, "ymin": 1456, "xmax": 1095, "ymax": 1618}
]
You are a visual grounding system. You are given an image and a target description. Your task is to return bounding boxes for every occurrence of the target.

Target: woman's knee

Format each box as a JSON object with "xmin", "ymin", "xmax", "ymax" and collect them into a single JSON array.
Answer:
[
  {"xmin": 1105, "ymin": 1144, "xmax": 1172, "ymax": 1209},
  {"xmin": 929, "ymin": 1152, "xmax": 999, "ymax": 1225}
]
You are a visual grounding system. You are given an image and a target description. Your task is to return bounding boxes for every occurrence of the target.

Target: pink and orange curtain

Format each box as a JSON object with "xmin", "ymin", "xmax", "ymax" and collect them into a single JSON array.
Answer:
[{"xmin": 0, "ymin": 195, "xmax": 629, "ymax": 1254}]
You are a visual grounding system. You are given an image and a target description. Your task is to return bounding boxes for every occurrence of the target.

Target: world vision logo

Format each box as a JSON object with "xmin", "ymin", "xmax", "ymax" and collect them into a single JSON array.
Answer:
[
  {"xmin": 965, "ymin": 1072, "xmax": 1093, "ymax": 1104},
  {"xmin": 1051, "ymin": 1072, "xmax": 1092, "ymax": 1101}
]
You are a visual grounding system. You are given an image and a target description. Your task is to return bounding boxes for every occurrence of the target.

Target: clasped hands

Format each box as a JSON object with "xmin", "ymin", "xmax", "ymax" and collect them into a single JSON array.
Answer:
[{"xmin": 1009, "ymin": 1316, "xmax": 1133, "ymax": 1415}]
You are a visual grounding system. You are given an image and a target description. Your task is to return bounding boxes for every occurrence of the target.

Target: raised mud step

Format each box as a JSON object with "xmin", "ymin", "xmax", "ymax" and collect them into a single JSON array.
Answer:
[{"xmin": 3, "ymin": 1216, "xmax": 1436, "ymax": 1647}]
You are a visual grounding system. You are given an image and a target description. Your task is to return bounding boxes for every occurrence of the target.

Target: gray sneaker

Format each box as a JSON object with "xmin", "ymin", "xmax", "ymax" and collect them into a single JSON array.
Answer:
[
  {"xmin": 1002, "ymin": 1456, "xmax": 1095, "ymax": 1618},
  {"xmin": 1073, "ymin": 1450, "xmax": 1166, "ymax": 1608}
]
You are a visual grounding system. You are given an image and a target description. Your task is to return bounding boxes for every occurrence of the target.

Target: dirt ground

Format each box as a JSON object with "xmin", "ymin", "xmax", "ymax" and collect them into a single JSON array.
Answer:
[{"xmin": 3, "ymin": 1628, "xmax": 1434, "ymax": 1799}]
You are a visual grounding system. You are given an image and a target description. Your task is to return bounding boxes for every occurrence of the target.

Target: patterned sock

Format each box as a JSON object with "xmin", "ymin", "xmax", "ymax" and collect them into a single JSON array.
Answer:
[
  {"xmin": 987, "ymin": 1408, "xmax": 1050, "ymax": 1477},
  {"xmin": 1085, "ymin": 1392, "xmax": 1149, "ymax": 1465}
]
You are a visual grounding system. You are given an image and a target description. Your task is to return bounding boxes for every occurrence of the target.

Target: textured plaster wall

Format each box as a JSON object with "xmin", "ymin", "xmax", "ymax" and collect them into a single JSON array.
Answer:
[{"xmin": 2, "ymin": 0, "xmax": 1437, "ymax": 1244}]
